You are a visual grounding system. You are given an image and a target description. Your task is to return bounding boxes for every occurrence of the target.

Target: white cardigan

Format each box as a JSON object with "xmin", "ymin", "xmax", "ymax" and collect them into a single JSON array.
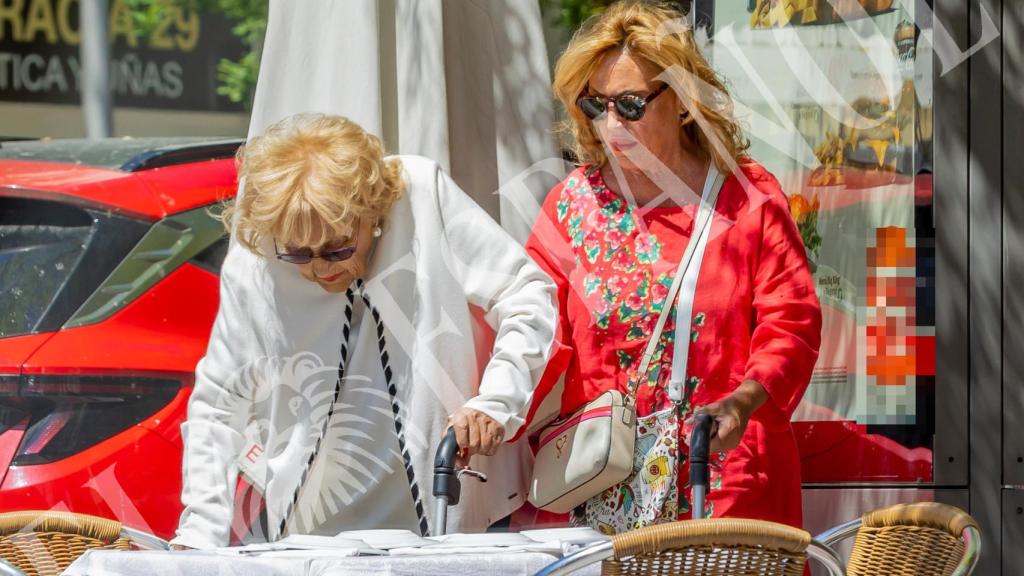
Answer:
[{"xmin": 171, "ymin": 156, "xmax": 559, "ymax": 548}]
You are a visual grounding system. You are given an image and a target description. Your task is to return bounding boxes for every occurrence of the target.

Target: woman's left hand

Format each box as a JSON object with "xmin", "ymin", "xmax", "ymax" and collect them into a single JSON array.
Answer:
[
  {"xmin": 447, "ymin": 407, "xmax": 505, "ymax": 466},
  {"xmin": 695, "ymin": 380, "xmax": 769, "ymax": 454}
]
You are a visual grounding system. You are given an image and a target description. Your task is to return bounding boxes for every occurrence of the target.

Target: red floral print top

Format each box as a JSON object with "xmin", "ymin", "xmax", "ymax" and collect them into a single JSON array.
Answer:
[{"xmin": 525, "ymin": 161, "xmax": 821, "ymax": 527}]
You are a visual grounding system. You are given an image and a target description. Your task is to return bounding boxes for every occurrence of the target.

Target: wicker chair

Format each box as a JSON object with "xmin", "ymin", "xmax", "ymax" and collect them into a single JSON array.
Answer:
[
  {"xmin": 815, "ymin": 502, "xmax": 981, "ymax": 576},
  {"xmin": 535, "ymin": 518, "xmax": 846, "ymax": 576},
  {"xmin": 0, "ymin": 511, "xmax": 167, "ymax": 576}
]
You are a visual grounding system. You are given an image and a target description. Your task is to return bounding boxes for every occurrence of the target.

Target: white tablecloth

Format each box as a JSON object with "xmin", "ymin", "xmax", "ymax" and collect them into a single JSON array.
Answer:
[{"xmin": 61, "ymin": 549, "xmax": 602, "ymax": 576}]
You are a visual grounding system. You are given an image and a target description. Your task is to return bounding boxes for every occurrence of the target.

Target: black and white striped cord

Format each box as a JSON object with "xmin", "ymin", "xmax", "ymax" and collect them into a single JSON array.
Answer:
[
  {"xmin": 357, "ymin": 286, "xmax": 430, "ymax": 537},
  {"xmin": 278, "ymin": 280, "xmax": 430, "ymax": 538},
  {"xmin": 278, "ymin": 288, "xmax": 355, "ymax": 538}
]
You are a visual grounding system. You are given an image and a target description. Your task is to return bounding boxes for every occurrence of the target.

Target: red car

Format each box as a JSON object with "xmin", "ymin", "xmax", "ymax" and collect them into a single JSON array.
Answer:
[
  {"xmin": 0, "ymin": 139, "xmax": 934, "ymax": 540},
  {"xmin": 0, "ymin": 138, "xmax": 240, "ymax": 540}
]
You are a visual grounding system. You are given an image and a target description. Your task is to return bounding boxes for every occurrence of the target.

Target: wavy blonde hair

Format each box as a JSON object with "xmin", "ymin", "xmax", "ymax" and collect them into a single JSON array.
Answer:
[
  {"xmin": 224, "ymin": 113, "xmax": 405, "ymax": 253},
  {"xmin": 553, "ymin": 0, "xmax": 749, "ymax": 172}
]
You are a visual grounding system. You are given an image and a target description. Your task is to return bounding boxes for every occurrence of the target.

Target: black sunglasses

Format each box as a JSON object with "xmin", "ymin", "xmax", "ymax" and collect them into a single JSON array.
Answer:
[
  {"xmin": 577, "ymin": 83, "xmax": 671, "ymax": 122},
  {"xmin": 274, "ymin": 238, "xmax": 358, "ymax": 265}
]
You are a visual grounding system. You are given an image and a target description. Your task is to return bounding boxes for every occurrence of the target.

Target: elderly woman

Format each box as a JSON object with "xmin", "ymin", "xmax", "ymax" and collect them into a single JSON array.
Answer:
[
  {"xmin": 526, "ymin": 0, "xmax": 821, "ymax": 533},
  {"xmin": 170, "ymin": 113, "xmax": 561, "ymax": 548}
]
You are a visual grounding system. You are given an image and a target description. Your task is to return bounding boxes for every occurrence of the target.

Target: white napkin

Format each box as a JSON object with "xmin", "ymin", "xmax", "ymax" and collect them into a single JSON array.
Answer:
[
  {"xmin": 520, "ymin": 527, "xmax": 607, "ymax": 544},
  {"xmin": 333, "ymin": 529, "xmax": 434, "ymax": 550},
  {"xmin": 216, "ymin": 535, "xmax": 385, "ymax": 556},
  {"xmin": 387, "ymin": 543, "xmax": 561, "ymax": 556},
  {"xmin": 387, "ymin": 529, "xmax": 608, "ymax": 557}
]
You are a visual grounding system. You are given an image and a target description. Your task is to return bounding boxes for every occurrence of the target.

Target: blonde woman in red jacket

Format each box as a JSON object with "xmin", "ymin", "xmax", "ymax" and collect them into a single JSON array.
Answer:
[{"xmin": 525, "ymin": 0, "xmax": 821, "ymax": 534}]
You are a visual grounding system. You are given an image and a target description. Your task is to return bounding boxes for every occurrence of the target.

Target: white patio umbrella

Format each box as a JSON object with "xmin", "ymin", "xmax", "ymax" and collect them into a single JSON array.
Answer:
[{"xmin": 247, "ymin": 0, "xmax": 564, "ymax": 240}]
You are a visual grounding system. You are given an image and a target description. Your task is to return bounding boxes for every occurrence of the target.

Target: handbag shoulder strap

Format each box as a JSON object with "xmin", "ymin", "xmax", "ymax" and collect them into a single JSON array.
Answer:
[{"xmin": 629, "ymin": 166, "xmax": 726, "ymax": 401}]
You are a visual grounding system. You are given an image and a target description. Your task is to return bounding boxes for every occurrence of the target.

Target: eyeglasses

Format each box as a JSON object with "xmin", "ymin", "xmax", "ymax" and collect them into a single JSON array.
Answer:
[
  {"xmin": 274, "ymin": 240, "xmax": 358, "ymax": 264},
  {"xmin": 274, "ymin": 221, "xmax": 360, "ymax": 264},
  {"xmin": 274, "ymin": 239, "xmax": 359, "ymax": 264},
  {"xmin": 576, "ymin": 83, "xmax": 671, "ymax": 122}
]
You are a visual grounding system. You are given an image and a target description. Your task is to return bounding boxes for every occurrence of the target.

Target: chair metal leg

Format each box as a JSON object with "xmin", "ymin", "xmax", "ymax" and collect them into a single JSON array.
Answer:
[
  {"xmin": 808, "ymin": 539, "xmax": 847, "ymax": 576},
  {"xmin": 0, "ymin": 558, "xmax": 25, "ymax": 576},
  {"xmin": 120, "ymin": 526, "xmax": 169, "ymax": 550},
  {"xmin": 814, "ymin": 518, "xmax": 862, "ymax": 547},
  {"xmin": 954, "ymin": 526, "xmax": 981, "ymax": 576},
  {"xmin": 534, "ymin": 541, "xmax": 614, "ymax": 576}
]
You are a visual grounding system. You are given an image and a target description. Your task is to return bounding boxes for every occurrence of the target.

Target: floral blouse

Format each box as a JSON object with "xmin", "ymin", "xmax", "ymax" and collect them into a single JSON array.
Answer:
[{"xmin": 525, "ymin": 161, "xmax": 821, "ymax": 527}]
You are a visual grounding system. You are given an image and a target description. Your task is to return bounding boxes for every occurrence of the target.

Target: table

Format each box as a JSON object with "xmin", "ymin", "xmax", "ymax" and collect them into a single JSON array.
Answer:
[{"xmin": 61, "ymin": 549, "xmax": 603, "ymax": 576}]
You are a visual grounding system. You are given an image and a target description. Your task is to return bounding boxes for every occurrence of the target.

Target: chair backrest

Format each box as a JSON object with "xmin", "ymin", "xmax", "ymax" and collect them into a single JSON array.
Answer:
[
  {"xmin": 602, "ymin": 518, "xmax": 810, "ymax": 576},
  {"xmin": 846, "ymin": 502, "xmax": 980, "ymax": 576},
  {"xmin": 0, "ymin": 511, "xmax": 131, "ymax": 576}
]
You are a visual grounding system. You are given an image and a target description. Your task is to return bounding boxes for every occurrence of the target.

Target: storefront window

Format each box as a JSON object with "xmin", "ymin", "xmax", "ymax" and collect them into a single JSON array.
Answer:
[{"xmin": 708, "ymin": 0, "xmax": 935, "ymax": 483}]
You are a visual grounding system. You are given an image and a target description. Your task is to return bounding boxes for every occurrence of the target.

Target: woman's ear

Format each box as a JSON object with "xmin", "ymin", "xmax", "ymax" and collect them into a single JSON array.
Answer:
[{"xmin": 675, "ymin": 93, "xmax": 690, "ymax": 120}]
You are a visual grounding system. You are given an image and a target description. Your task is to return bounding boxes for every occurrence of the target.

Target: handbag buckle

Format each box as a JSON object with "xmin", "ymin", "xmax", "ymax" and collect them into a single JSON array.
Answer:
[
  {"xmin": 622, "ymin": 394, "xmax": 636, "ymax": 426},
  {"xmin": 667, "ymin": 378, "xmax": 684, "ymax": 404}
]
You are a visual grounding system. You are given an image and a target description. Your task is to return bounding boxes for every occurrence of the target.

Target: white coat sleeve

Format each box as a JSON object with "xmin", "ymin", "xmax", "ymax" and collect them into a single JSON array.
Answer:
[
  {"xmin": 170, "ymin": 245, "xmax": 256, "ymax": 549},
  {"xmin": 432, "ymin": 166, "xmax": 560, "ymax": 439}
]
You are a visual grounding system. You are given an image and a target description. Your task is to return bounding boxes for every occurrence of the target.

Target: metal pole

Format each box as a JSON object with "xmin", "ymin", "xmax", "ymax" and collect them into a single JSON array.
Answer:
[
  {"xmin": 432, "ymin": 497, "xmax": 448, "ymax": 537},
  {"xmin": 691, "ymin": 485, "xmax": 707, "ymax": 521},
  {"xmin": 80, "ymin": 0, "xmax": 112, "ymax": 138}
]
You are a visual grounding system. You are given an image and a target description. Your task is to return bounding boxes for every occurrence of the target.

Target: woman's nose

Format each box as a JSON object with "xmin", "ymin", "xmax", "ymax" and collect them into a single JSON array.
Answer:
[
  {"xmin": 311, "ymin": 259, "xmax": 334, "ymax": 276},
  {"xmin": 604, "ymin": 105, "xmax": 623, "ymax": 130}
]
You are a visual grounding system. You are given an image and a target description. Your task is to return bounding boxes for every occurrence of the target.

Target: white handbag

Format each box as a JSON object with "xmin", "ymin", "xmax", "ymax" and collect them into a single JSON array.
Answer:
[
  {"xmin": 528, "ymin": 167, "xmax": 726, "ymax": 514},
  {"xmin": 528, "ymin": 388, "xmax": 636, "ymax": 513}
]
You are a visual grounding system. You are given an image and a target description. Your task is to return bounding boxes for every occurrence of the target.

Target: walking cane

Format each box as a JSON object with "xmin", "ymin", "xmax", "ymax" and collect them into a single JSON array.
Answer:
[
  {"xmin": 432, "ymin": 427, "xmax": 461, "ymax": 536},
  {"xmin": 689, "ymin": 413, "xmax": 714, "ymax": 520}
]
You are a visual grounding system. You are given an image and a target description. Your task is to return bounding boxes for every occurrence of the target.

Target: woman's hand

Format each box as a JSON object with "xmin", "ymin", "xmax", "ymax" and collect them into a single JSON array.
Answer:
[
  {"xmin": 446, "ymin": 407, "xmax": 505, "ymax": 467},
  {"xmin": 169, "ymin": 544, "xmax": 193, "ymax": 551},
  {"xmin": 696, "ymin": 380, "xmax": 769, "ymax": 454}
]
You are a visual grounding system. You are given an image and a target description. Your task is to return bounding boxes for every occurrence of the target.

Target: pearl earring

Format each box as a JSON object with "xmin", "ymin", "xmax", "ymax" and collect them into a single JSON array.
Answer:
[{"xmin": 372, "ymin": 225, "xmax": 383, "ymax": 238}]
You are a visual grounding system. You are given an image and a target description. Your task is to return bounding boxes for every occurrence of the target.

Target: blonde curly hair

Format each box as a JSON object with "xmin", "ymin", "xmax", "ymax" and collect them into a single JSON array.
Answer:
[
  {"xmin": 553, "ymin": 0, "xmax": 749, "ymax": 172},
  {"xmin": 224, "ymin": 113, "xmax": 405, "ymax": 253}
]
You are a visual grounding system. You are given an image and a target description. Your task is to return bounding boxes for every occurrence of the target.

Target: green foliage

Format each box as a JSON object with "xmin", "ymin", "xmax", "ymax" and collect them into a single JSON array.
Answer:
[
  {"xmin": 216, "ymin": 50, "xmax": 260, "ymax": 104},
  {"xmin": 121, "ymin": 0, "xmax": 162, "ymax": 37},
  {"xmin": 544, "ymin": 0, "xmax": 616, "ymax": 30},
  {"xmin": 543, "ymin": 0, "xmax": 691, "ymax": 33},
  {"xmin": 200, "ymin": 0, "xmax": 267, "ymax": 107},
  {"xmin": 124, "ymin": 0, "xmax": 267, "ymax": 107},
  {"xmin": 188, "ymin": 0, "xmax": 268, "ymax": 48}
]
